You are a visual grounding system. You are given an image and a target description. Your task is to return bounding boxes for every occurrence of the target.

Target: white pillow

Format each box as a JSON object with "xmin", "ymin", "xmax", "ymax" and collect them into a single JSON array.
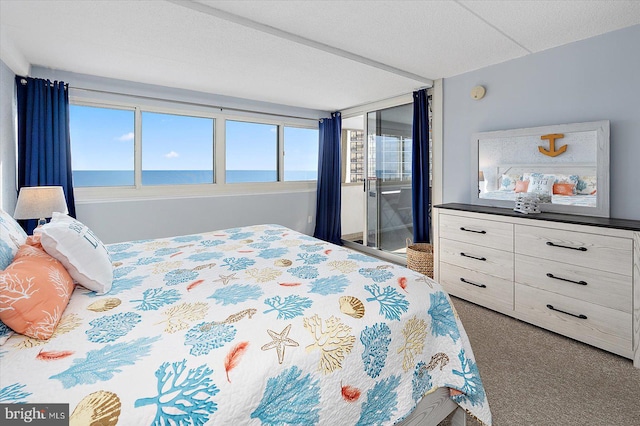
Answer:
[
  {"xmin": 527, "ymin": 175, "xmax": 555, "ymax": 203},
  {"xmin": 35, "ymin": 213, "xmax": 113, "ymax": 294},
  {"xmin": 0, "ymin": 208, "xmax": 28, "ymax": 270}
]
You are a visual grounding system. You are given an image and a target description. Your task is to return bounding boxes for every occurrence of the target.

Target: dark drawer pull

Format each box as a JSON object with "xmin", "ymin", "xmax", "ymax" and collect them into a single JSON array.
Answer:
[
  {"xmin": 460, "ymin": 278, "xmax": 487, "ymax": 288},
  {"xmin": 460, "ymin": 252, "xmax": 487, "ymax": 261},
  {"xmin": 460, "ymin": 227, "xmax": 486, "ymax": 234},
  {"xmin": 546, "ymin": 241, "xmax": 587, "ymax": 251},
  {"xmin": 546, "ymin": 304, "xmax": 587, "ymax": 319},
  {"xmin": 546, "ymin": 273, "xmax": 587, "ymax": 286}
]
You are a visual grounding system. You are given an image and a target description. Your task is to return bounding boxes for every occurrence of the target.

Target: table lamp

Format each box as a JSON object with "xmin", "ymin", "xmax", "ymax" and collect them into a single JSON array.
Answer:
[{"xmin": 13, "ymin": 186, "xmax": 68, "ymax": 226}]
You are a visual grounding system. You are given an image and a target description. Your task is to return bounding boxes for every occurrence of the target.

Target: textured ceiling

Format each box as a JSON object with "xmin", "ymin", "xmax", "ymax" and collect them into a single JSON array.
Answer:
[{"xmin": 1, "ymin": 0, "xmax": 639, "ymax": 112}]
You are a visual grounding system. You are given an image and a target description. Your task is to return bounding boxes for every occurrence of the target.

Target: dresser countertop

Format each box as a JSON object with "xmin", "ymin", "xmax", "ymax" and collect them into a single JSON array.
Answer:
[{"xmin": 435, "ymin": 203, "xmax": 640, "ymax": 232}]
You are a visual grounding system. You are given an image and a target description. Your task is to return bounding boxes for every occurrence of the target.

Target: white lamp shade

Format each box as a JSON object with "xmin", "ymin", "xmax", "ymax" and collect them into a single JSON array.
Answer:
[{"xmin": 13, "ymin": 186, "xmax": 69, "ymax": 221}]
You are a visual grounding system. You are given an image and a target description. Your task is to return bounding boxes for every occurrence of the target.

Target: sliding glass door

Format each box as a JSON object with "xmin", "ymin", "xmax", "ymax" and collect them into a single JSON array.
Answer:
[
  {"xmin": 366, "ymin": 103, "xmax": 413, "ymax": 254},
  {"xmin": 341, "ymin": 102, "xmax": 415, "ymax": 257}
]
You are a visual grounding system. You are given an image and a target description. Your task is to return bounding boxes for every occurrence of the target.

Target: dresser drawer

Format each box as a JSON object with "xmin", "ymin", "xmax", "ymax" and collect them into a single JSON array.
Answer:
[
  {"xmin": 440, "ymin": 263, "xmax": 513, "ymax": 311},
  {"xmin": 440, "ymin": 238, "xmax": 513, "ymax": 280},
  {"xmin": 515, "ymin": 225, "xmax": 633, "ymax": 276},
  {"xmin": 515, "ymin": 254, "xmax": 632, "ymax": 313},
  {"xmin": 439, "ymin": 213, "xmax": 513, "ymax": 251},
  {"xmin": 515, "ymin": 284, "xmax": 632, "ymax": 357}
]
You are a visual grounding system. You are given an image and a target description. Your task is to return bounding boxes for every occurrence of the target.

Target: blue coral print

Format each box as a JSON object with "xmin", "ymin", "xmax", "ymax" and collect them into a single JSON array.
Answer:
[
  {"xmin": 186, "ymin": 251, "xmax": 222, "ymax": 262},
  {"xmin": 110, "ymin": 251, "xmax": 142, "ymax": 262},
  {"xmin": 250, "ymin": 366, "xmax": 320, "ymax": 425},
  {"xmin": 359, "ymin": 267, "xmax": 394, "ymax": 283},
  {"xmin": 0, "ymin": 383, "xmax": 31, "ymax": 403},
  {"xmin": 411, "ymin": 362, "xmax": 432, "ymax": 402},
  {"xmin": 428, "ymin": 292, "xmax": 460, "ymax": 342},
  {"xmin": 296, "ymin": 252, "xmax": 326, "ymax": 265},
  {"xmin": 90, "ymin": 275, "xmax": 146, "ymax": 297},
  {"xmin": 200, "ymin": 239, "xmax": 224, "ymax": 247},
  {"xmin": 264, "ymin": 295, "xmax": 312, "ymax": 319},
  {"xmin": 299, "ymin": 244, "xmax": 323, "ymax": 252},
  {"xmin": 51, "ymin": 336, "xmax": 160, "ymax": 388},
  {"xmin": 113, "ymin": 266, "xmax": 136, "ymax": 279},
  {"xmin": 222, "ymin": 257, "xmax": 256, "ymax": 271},
  {"xmin": 258, "ymin": 247, "xmax": 289, "ymax": 259},
  {"xmin": 184, "ymin": 322, "xmax": 236, "ymax": 356},
  {"xmin": 356, "ymin": 375, "xmax": 400, "ymax": 426},
  {"xmin": 365, "ymin": 284, "xmax": 409, "ymax": 320},
  {"xmin": 308, "ymin": 275, "xmax": 350, "ymax": 295},
  {"xmin": 229, "ymin": 232, "xmax": 253, "ymax": 240},
  {"xmin": 164, "ymin": 269, "xmax": 199, "ymax": 286},
  {"xmin": 209, "ymin": 284, "xmax": 263, "ymax": 305},
  {"xmin": 155, "ymin": 247, "xmax": 181, "ymax": 257},
  {"xmin": 131, "ymin": 288, "xmax": 181, "ymax": 311},
  {"xmin": 86, "ymin": 312, "xmax": 142, "ymax": 343},
  {"xmin": 360, "ymin": 323, "xmax": 391, "ymax": 378},
  {"xmin": 287, "ymin": 265, "xmax": 319, "ymax": 280},
  {"xmin": 135, "ymin": 360, "xmax": 219, "ymax": 426},
  {"xmin": 135, "ymin": 257, "xmax": 163, "ymax": 265},
  {"xmin": 107, "ymin": 243, "xmax": 133, "ymax": 253},
  {"xmin": 451, "ymin": 349, "xmax": 486, "ymax": 407}
]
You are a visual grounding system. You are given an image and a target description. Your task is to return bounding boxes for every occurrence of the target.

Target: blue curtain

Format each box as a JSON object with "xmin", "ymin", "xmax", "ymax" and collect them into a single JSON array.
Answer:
[
  {"xmin": 313, "ymin": 112, "xmax": 342, "ymax": 245},
  {"xmin": 16, "ymin": 76, "xmax": 76, "ymax": 234},
  {"xmin": 412, "ymin": 89, "xmax": 430, "ymax": 243}
]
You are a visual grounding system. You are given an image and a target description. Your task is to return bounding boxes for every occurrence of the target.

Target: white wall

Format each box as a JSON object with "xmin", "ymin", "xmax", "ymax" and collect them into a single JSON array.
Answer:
[
  {"xmin": 0, "ymin": 59, "xmax": 17, "ymax": 213},
  {"xmin": 78, "ymin": 190, "xmax": 317, "ymax": 244},
  {"xmin": 443, "ymin": 24, "xmax": 640, "ymax": 220}
]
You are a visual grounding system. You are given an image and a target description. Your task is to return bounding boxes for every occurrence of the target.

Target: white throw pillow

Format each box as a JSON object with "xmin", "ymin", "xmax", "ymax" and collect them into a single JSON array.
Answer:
[
  {"xmin": 35, "ymin": 213, "xmax": 113, "ymax": 294},
  {"xmin": 527, "ymin": 175, "xmax": 555, "ymax": 203},
  {"xmin": 0, "ymin": 208, "xmax": 28, "ymax": 270}
]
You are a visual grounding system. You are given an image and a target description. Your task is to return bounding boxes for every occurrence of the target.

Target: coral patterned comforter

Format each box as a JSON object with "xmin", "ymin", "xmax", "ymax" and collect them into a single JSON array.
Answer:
[{"xmin": 0, "ymin": 224, "xmax": 491, "ymax": 425}]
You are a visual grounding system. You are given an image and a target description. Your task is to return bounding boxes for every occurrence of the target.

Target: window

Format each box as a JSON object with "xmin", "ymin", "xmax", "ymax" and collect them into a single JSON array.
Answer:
[
  {"xmin": 346, "ymin": 129, "xmax": 365, "ymax": 183},
  {"xmin": 69, "ymin": 98, "xmax": 318, "ymax": 197},
  {"xmin": 283, "ymin": 126, "xmax": 318, "ymax": 181},
  {"xmin": 141, "ymin": 112, "xmax": 214, "ymax": 186},
  {"xmin": 69, "ymin": 105, "xmax": 135, "ymax": 187},
  {"xmin": 225, "ymin": 120, "xmax": 277, "ymax": 183}
]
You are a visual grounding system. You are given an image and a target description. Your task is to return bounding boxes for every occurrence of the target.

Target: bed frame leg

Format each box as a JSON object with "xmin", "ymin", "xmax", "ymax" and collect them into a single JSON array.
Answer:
[{"xmin": 450, "ymin": 407, "xmax": 467, "ymax": 426}]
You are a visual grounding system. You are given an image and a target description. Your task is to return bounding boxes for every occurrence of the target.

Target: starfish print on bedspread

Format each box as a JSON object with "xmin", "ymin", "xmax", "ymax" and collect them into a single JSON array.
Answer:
[
  {"xmin": 261, "ymin": 324, "xmax": 299, "ymax": 364},
  {"xmin": 213, "ymin": 273, "xmax": 239, "ymax": 286}
]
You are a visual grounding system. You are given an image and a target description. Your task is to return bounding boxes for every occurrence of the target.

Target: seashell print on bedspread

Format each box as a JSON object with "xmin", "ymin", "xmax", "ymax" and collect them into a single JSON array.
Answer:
[{"xmin": 0, "ymin": 224, "xmax": 492, "ymax": 425}]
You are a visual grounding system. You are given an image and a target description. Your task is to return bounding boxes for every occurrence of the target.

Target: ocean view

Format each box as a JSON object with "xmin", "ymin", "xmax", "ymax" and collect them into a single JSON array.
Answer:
[{"xmin": 72, "ymin": 170, "xmax": 316, "ymax": 187}]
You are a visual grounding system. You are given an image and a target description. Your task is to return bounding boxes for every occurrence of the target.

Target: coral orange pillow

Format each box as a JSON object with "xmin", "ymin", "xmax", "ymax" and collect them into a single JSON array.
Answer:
[
  {"xmin": 514, "ymin": 180, "xmax": 529, "ymax": 193},
  {"xmin": 553, "ymin": 183, "xmax": 575, "ymax": 196},
  {"xmin": 0, "ymin": 244, "xmax": 75, "ymax": 340}
]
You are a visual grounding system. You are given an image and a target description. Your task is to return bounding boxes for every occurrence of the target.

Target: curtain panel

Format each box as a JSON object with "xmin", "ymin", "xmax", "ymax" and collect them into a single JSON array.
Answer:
[
  {"xmin": 411, "ymin": 89, "xmax": 431, "ymax": 243},
  {"xmin": 16, "ymin": 76, "xmax": 76, "ymax": 234},
  {"xmin": 313, "ymin": 112, "xmax": 342, "ymax": 245}
]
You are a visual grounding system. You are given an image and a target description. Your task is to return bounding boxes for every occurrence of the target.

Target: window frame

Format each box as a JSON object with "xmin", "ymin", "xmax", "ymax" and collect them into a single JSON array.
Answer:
[{"xmin": 69, "ymin": 94, "xmax": 319, "ymax": 202}]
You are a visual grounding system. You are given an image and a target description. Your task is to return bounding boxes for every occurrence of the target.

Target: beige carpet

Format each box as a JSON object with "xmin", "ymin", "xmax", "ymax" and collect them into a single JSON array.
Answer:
[{"xmin": 439, "ymin": 297, "xmax": 640, "ymax": 426}]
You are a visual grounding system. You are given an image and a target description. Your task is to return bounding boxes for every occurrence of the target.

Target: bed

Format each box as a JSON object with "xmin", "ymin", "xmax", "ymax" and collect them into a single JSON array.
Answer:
[
  {"xmin": 480, "ymin": 163, "xmax": 597, "ymax": 208},
  {"xmin": 0, "ymin": 217, "xmax": 491, "ymax": 426}
]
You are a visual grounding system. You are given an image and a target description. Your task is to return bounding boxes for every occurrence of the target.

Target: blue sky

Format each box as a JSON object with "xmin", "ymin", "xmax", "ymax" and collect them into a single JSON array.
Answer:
[{"xmin": 69, "ymin": 105, "xmax": 318, "ymax": 172}]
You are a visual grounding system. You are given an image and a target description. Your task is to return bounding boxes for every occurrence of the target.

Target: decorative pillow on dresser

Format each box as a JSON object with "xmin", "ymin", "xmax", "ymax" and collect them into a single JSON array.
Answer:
[
  {"xmin": 0, "ymin": 244, "xmax": 75, "ymax": 340},
  {"xmin": 499, "ymin": 173, "xmax": 521, "ymax": 191},
  {"xmin": 35, "ymin": 213, "xmax": 113, "ymax": 294},
  {"xmin": 527, "ymin": 175, "xmax": 555, "ymax": 202},
  {"xmin": 576, "ymin": 176, "xmax": 597, "ymax": 195}
]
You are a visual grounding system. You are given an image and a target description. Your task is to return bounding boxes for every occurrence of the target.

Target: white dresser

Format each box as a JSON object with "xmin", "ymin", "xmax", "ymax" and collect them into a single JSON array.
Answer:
[{"xmin": 434, "ymin": 203, "xmax": 640, "ymax": 368}]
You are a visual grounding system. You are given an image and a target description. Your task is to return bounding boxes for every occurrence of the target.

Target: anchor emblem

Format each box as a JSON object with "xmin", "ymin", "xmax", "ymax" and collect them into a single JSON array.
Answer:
[{"xmin": 538, "ymin": 133, "xmax": 567, "ymax": 157}]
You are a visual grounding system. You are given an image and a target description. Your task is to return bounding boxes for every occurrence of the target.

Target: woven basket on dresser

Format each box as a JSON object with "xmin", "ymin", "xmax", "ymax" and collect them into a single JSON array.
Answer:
[{"xmin": 406, "ymin": 238, "xmax": 434, "ymax": 278}]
